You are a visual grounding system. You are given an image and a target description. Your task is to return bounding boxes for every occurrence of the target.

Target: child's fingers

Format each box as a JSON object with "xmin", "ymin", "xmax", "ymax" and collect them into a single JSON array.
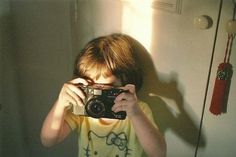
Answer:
[
  {"xmin": 115, "ymin": 91, "xmax": 137, "ymax": 103},
  {"xmin": 65, "ymin": 86, "xmax": 84, "ymax": 107},
  {"xmin": 112, "ymin": 101, "xmax": 141, "ymax": 117},
  {"xmin": 112, "ymin": 101, "xmax": 127, "ymax": 113},
  {"xmin": 115, "ymin": 92, "xmax": 131, "ymax": 102},
  {"xmin": 66, "ymin": 83, "xmax": 86, "ymax": 100},
  {"xmin": 115, "ymin": 84, "xmax": 137, "ymax": 101},
  {"xmin": 123, "ymin": 84, "xmax": 136, "ymax": 93},
  {"xmin": 59, "ymin": 82, "xmax": 85, "ymax": 108}
]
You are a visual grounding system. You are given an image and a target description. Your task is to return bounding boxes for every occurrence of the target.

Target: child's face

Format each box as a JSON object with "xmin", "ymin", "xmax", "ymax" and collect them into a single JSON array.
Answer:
[
  {"xmin": 87, "ymin": 69, "xmax": 122, "ymax": 87},
  {"xmin": 86, "ymin": 70, "xmax": 123, "ymax": 123}
]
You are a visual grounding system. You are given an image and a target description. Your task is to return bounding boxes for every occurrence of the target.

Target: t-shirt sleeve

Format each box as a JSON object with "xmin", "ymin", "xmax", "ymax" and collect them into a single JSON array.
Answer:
[
  {"xmin": 64, "ymin": 110, "xmax": 81, "ymax": 131},
  {"xmin": 138, "ymin": 101, "xmax": 158, "ymax": 128}
]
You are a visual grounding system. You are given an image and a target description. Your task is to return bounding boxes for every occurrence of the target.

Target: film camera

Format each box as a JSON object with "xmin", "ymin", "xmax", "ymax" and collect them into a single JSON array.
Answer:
[{"xmin": 72, "ymin": 84, "xmax": 127, "ymax": 120}]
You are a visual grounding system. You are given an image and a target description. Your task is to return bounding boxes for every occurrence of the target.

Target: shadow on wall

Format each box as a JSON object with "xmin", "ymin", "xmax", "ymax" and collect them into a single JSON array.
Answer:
[
  {"xmin": 129, "ymin": 37, "xmax": 206, "ymax": 148},
  {"xmin": 0, "ymin": 10, "xmax": 29, "ymax": 157}
]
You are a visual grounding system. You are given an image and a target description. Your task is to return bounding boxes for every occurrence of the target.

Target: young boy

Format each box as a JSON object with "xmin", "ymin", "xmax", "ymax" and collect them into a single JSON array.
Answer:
[{"xmin": 40, "ymin": 33, "xmax": 166, "ymax": 157}]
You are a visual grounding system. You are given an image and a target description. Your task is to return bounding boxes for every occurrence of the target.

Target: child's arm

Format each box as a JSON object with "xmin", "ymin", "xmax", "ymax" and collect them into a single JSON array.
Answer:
[
  {"xmin": 113, "ymin": 84, "xmax": 167, "ymax": 157},
  {"xmin": 40, "ymin": 78, "xmax": 88, "ymax": 147},
  {"xmin": 40, "ymin": 100, "xmax": 72, "ymax": 147},
  {"xmin": 129, "ymin": 108, "xmax": 166, "ymax": 157}
]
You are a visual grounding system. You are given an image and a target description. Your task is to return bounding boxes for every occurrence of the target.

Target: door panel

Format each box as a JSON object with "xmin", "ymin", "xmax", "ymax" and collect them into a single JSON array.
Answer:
[{"xmin": 75, "ymin": 0, "xmax": 221, "ymax": 156}]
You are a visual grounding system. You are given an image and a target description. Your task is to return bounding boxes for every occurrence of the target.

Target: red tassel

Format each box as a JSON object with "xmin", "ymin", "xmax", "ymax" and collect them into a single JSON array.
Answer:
[{"xmin": 210, "ymin": 63, "xmax": 233, "ymax": 115}]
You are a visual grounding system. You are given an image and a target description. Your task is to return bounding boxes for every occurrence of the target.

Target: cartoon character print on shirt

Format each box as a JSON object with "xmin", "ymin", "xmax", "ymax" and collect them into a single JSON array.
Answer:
[{"xmin": 84, "ymin": 130, "xmax": 132, "ymax": 157}]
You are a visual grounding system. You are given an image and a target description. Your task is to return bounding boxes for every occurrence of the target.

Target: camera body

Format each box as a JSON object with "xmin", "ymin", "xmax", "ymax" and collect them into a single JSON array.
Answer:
[{"xmin": 72, "ymin": 84, "xmax": 126, "ymax": 120}]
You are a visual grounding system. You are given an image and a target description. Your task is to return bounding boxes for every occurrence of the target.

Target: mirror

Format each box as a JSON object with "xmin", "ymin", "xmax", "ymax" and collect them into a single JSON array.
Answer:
[{"xmin": 1, "ymin": 0, "xmax": 235, "ymax": 157}]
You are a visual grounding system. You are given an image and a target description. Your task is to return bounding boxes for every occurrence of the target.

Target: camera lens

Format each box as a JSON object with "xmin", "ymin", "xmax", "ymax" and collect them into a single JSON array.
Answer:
[{"xmin": 86, "ymin": 98, "xmax": 105, "ymax": 118}]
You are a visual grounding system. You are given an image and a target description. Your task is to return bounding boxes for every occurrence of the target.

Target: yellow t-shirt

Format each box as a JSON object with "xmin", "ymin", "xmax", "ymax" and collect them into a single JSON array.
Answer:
[{"xmin": 65, "ymin": 101, "xmax": 156, "ymax": 157}]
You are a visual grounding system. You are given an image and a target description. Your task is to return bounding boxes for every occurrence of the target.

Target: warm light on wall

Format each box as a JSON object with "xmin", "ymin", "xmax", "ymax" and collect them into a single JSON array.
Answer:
[{"xmin": 121, "ymin": 0, "xmax": 153, "ymax": 52}]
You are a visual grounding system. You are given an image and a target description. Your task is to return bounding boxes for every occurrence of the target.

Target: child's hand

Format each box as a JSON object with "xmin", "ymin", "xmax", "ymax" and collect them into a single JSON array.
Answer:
[
  {"xmin": 112, "ymin": 84, "xmax": 141, "ymax": 117},
  {"xmin": 57, "ymin": 78, "xmax": 88, "ymax": 109}
]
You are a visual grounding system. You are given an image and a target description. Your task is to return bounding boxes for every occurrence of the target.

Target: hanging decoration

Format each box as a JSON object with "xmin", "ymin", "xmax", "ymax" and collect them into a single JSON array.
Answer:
[
  {"xmin": 209, "ymin": 0, "xmax": 236, "ymax": 115},
  {"xmin": 209, "ymin": 34, "xmax": 234, "ymax": 115},
  {"xmin": 209, "ymin": 21, "xmax": 235, "ymax": 115}
]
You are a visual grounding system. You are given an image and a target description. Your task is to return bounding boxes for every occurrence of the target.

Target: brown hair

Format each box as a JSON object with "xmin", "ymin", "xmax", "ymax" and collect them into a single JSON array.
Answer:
[{"xmin": 73, "ymin": 33, "xmax": 143, "ymax": 91}]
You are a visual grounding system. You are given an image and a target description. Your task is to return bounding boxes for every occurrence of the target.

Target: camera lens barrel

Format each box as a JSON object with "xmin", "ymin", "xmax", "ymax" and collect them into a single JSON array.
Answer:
[{"xmin": 85, "ymin": 98, "xmax": 105, "ymax": 118}]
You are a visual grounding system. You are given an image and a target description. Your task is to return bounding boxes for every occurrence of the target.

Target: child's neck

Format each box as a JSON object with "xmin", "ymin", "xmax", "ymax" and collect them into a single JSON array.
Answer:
[{"xmin": 99, "ymin": 118, "xmax": 118, "ymax": 125}]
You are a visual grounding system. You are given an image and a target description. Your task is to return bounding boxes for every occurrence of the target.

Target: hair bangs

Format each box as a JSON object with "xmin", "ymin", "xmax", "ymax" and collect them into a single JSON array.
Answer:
[{"xmin": 79, "ymin": 59, "xmax": 112, "ymax": 80}]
